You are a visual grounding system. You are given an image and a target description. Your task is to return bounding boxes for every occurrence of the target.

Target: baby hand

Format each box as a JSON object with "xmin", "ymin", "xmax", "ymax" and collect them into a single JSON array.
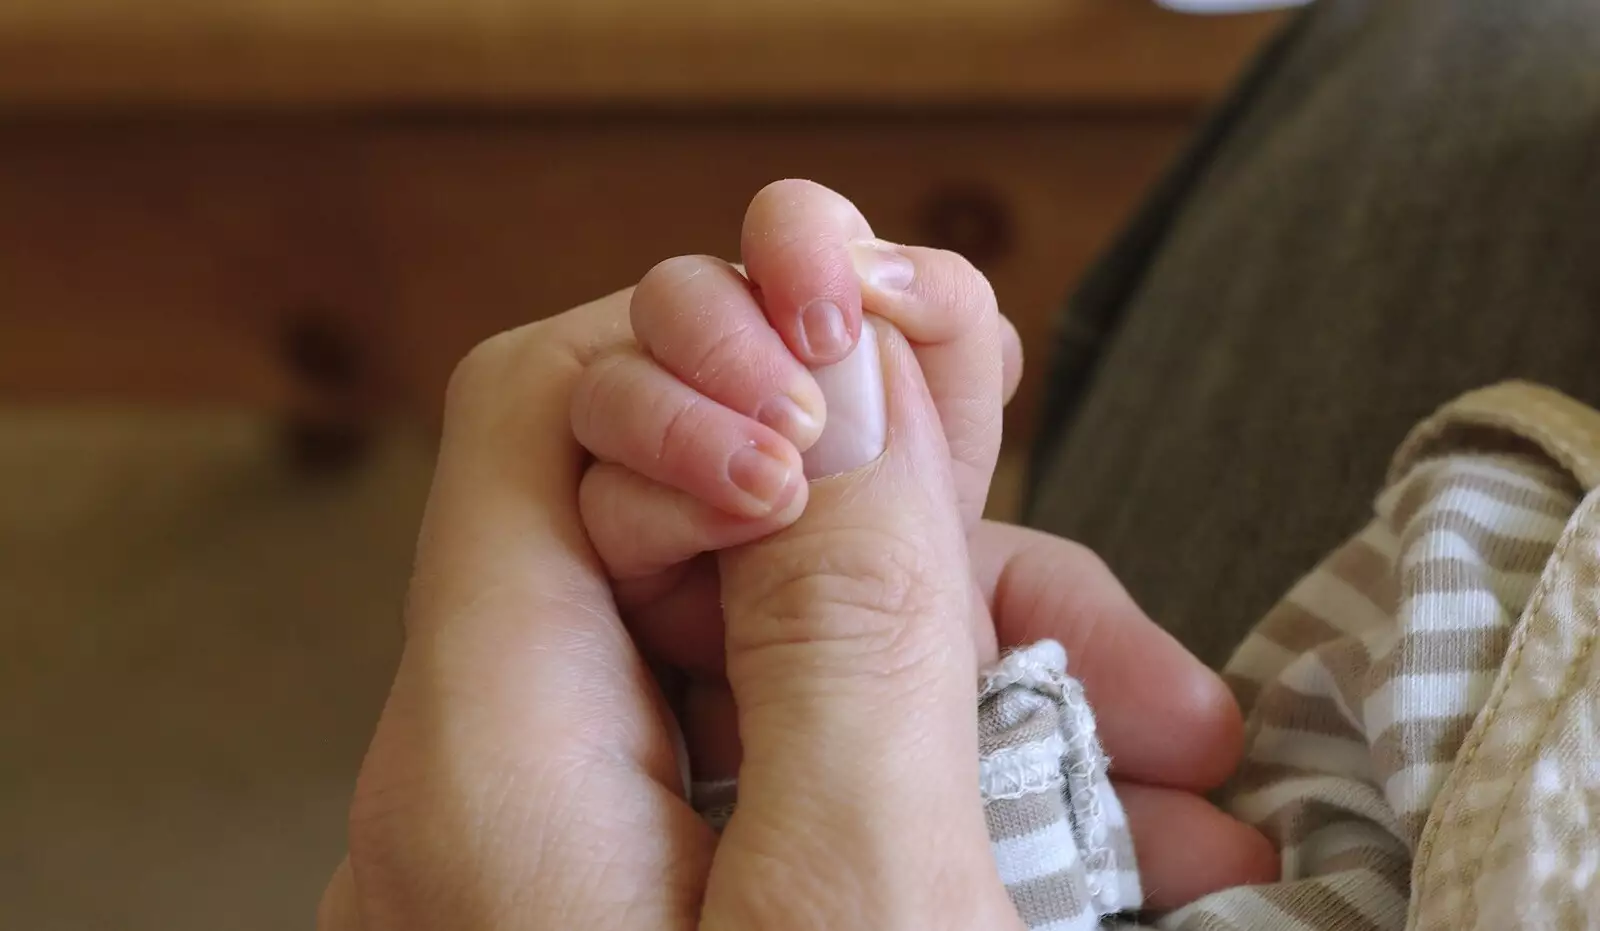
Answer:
[{"xmin": 568, "ymin": 180, "xmax": 1020, "ymax": 778}]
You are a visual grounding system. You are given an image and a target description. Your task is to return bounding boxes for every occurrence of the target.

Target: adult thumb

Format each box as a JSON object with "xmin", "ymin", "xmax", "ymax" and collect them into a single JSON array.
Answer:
[{"xmin": 709, "ymin": 317, "xmax": 1014, "ymax": 928}]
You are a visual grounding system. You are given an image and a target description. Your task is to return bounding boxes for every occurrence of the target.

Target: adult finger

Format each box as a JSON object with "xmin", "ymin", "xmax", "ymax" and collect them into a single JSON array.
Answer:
[
  {"xmin": 346, "ymin": 291, "xmax": 710, "ymax": 931},
  {"xmin": 317, "ymin": 858, "xmax": 361, "ymax": 931},
  {"xmin": 968, "ymin": 520, "xmax": 1245, "ymax": 791},
  {"xmin": 711, "ymin": 319, "xmax": 1018, "ymax": 928},
  {"xmin": 1115, "ymin": 782, "xmax": 1280, "ymax": 910}
]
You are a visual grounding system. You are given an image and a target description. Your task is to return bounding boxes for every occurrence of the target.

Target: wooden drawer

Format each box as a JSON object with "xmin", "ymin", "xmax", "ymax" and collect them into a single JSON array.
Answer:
[{"xmin": 0, "ymin": 113, "xmax": 1192, "ymax": 446}]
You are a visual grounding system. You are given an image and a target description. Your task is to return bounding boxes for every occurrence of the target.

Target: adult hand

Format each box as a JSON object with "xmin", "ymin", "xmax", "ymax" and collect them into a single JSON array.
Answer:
[{"xmin": 319, "ymin": 293, "xmax": 1025, "ymax": 929}]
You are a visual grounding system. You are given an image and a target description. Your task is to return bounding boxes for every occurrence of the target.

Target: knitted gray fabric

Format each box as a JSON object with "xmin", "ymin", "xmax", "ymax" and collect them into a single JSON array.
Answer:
[{"xmin": 1028, "ymin": 0, "xmax": 1600, "ymax": 667}]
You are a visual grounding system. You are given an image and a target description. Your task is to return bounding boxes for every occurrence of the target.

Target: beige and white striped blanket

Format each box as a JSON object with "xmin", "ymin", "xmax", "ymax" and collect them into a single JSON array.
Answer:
[
  {"xmin": 1153, "ymin": 380, "xmax": 1600, "ymax": 931},
  {"xmin": 699, "ymin": 381, "xmax": 1600, "ymax": 929}
]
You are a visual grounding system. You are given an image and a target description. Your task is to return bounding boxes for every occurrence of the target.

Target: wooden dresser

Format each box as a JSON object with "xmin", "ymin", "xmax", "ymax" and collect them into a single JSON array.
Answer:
[{"xmin": 0, "ymin": 1, "xmax": 1281, "ymax": 456}]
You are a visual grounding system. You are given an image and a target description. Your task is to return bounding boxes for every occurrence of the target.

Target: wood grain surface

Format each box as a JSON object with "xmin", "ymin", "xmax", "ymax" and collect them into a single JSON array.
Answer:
[
  {"xmin": 0, "ymin": 1, "xmax": 1282, "ymax": 109},
  {"xmin": 0, "ymin": 113, "xmax": 1193, "ymax": 443}
]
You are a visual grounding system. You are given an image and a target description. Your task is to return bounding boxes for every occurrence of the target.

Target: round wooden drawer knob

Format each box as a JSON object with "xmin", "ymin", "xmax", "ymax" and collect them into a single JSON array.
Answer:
[
  {"xmin": 280, "ymin": 310, "xmax": 363, "ymax": 394},
  {"xmin": 917, "ymin": 184, "xmax": 1014, "ymax": 266},
  {"xmin": 278, "ymin": 309, "xmax": 371, "ymax": 474}
]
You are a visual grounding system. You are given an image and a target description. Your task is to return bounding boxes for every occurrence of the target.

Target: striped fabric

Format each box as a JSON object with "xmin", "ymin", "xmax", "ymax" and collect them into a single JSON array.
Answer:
[
  {"xmin": 978, "ymin": 641, "xmax": 1143, "ymax": 929},
  {"xmin": 1151, "ymin": 381, "xmax": 1600, "ymax": 931},
  {"xmin": 693, "ymin": 640, "xmax": 1145, "ymax": 931},
  {"xmin": 699, "ymin": 381, "xmax": 1600, "ymax": 930}
]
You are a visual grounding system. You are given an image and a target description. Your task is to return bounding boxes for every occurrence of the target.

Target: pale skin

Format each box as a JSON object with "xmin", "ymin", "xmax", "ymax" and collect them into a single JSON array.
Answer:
[{"xmin": 319, "ymin": 181, "xmax": 1278, "ymax": 930}]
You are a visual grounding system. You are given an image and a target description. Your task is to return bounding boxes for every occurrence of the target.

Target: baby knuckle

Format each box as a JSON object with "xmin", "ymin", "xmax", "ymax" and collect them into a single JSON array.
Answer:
[
  {"xmin": 634, "ymin": 254, "xmax": 718, "ymax": 311},
  {"xmin": 651, "ymin": 395, "xmax": 707, "ymax": 467},
  {"xmin": 566, "ymin": 350, "xmax": 629, "ymax": 439},
  {"xmin": 687, "ymin": 317, "xmax": 758, "ymax": 384}
]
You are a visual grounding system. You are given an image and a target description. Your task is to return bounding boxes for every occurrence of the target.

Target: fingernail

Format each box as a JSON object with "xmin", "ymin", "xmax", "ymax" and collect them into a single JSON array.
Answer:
[
  {"xmin": 755, "ymin": 394, "xmax": 822, "ymax": 446},
  {"xmin": 728, "ymin": 444, "xmax": 797, "ymax": 517},
  {"xmin": 802, "ymin": 322, "xmax": 887, "ymax": 479},
  {"xmin": 849, "ymin": 240, "xmax": 916, "ymax": 293},
  {"xmin": 799, "ymin": 299, "xmax": 852, "ymax": 361}
]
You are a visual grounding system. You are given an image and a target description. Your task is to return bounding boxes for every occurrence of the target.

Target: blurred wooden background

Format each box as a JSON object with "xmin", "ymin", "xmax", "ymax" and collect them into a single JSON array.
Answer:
[{"xmin": 0, "ymin": 0, "xmax": 1284, "ymax": 459}]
